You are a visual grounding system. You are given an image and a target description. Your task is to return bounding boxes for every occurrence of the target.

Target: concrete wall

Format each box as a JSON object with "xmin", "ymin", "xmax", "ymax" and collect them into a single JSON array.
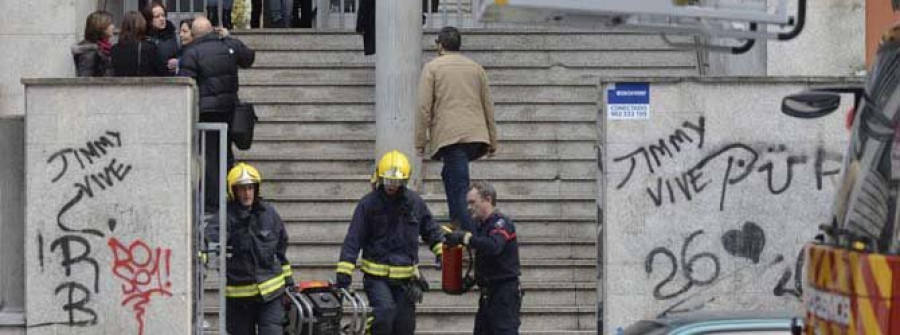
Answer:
[
  {"xmin": 766, "ymin": 0, "xmax": 865, "ymax": 76},
  {"xmin": 0, "ymin": 0, "xmax": 96, "ymax": 117},
  {"xmin": 23, "ymin": 78, "xmax": 197, "ymax": 334},
  {"xmin": 706, "ymin": 0, "xmax": 865, "ymax": 76},
  {"xmin": 0, "ymin": 117, "xmax": 25, "ymax": 329},
  {"xmin": 600, "ymin": 77, "xmax": 861, "ymax": 333}
]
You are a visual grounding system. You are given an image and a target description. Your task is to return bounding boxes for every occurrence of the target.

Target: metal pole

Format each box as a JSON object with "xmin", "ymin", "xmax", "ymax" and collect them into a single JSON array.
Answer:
[
  {"xmin": 316, "ymin": 0, "xmax": 327, "ymax": 29},
  {"xmin": 340, "ymin": 0, "xmax": 345, "ymax": 30},
  {"xmin": 427, "ymin": 0, "xmax": 433, "ymax": 29},
  {"xmin": 375, "ymin": 0, "xmax": 421, "ymax": 170},
  {"xmin": 456, "ymin": 0, "xmax": 461, "ymax": 27},
  {"xmin": 215, "ymin": 123, "xmax": 227, "ymax": 335},
  {"xmin": 195, "ymin": 127, "xmax": 206, "ymax": 335},
  {"xmin": 441, "ymin": 0, "xmax": 448, "ymax": 28}
]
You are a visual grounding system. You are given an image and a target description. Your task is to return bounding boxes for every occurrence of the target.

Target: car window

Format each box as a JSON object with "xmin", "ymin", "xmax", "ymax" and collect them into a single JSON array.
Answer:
[
  {"xmin": 670, "ymin": 320, "xmax": 796, "ymax": 335},
  {"xmin": 704, "ymin": 331, "xmax": 792, "ymax": 335}
]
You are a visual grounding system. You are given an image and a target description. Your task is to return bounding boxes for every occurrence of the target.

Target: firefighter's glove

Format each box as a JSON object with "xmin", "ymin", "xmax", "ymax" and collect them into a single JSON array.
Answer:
[
  {"xmin": 284, "ymin": 276, "xmax": 296, "ymax": 292},
  {"xmin": 406, "ymin": 277, "xmax": 428, "ymax": 304},
  {"xmin": 445, "ymin": 230, "xmax": 472, "ymax": 247},
  {"xmin": 335, "ymin": 273, "xmax": 352, "ymax": 289}
]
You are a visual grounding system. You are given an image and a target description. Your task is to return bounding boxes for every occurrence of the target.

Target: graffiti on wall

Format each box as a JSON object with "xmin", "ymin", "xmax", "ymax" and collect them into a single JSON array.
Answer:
[
  {"xmin": 644, "ymin": 221, "xmax": 807, "ymax": 316},
  {"xmin": 108, "ymin": 236, "xmax": 173, "ymax": 335},
  {"xmin": 613, "ymin": 117, "xmax": 839, "ymax": 317},
  {"xmin": 31, "ymin": 130, "xmax": 173, "ymax": 333},
  {"xmin": 613, "ymin": 117, "xmax": 843, "ymax": 210}
]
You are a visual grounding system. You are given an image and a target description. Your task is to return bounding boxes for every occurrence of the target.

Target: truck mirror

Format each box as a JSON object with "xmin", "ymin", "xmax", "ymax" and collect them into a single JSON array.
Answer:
[{"xmin": 782, "ymin": 92, "xmax": 841, "ymax": 119}]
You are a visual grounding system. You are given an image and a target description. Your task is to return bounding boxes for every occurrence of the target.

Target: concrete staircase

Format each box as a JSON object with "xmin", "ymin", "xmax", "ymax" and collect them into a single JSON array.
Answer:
[{"xmin": 201, "ymin": 28, "xmax": 699, "ymax": 333}]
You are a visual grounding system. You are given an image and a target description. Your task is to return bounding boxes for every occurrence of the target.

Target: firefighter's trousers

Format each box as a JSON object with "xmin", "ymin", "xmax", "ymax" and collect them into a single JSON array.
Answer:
[
  {"xmin": 226, "ymin": 295, "xmax": 285, "ymax": 335},
  {"xmin": 363, "ymin": 275, "xmax": 416, "ymax": 335},
  {"xmin": 474, "ymin": 279, "xmax": 522, "ymax": 335}
]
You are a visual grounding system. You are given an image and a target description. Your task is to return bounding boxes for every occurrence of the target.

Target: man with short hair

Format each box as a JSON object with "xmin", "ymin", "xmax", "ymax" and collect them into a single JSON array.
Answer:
[
  {"xmin": 180, "ymin": 16, "xmax": 255, "ymax": 213},
  {"xmin": 416, "ymin": 26, "xmax": 499, "ymax": 233},
  {"xmin": 445, "ymin": 181, "xmax": 521, "ymax": 335}
]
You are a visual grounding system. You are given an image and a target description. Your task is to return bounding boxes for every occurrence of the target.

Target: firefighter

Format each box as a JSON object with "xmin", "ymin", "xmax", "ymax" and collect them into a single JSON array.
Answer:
[
  {"xmin": 445, "ymin": 181, "xmax": 522, "ymax": 335},
  {"xmin": 210, "ymin": 162, "xmax": 294, "ymax": 335},
  {"xmin": 335, "ymin": 150, "xmax": 445, "ymax": 335}
]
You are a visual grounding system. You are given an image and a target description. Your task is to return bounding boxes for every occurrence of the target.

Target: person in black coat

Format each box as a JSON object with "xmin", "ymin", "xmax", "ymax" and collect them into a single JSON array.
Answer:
[
  {"xmin": 111, "ymin": 11, "xmax": 168, "ymax": 76},
  {"xmin": 355, "ymin": 0, "xmax": 440, "ymax": 56},
  {"xmin": 143, "ymin": 1, "xmax": 180, "ymax": 71},
  {"xmin": 356, "ymin": 0, "xmax": 376, "ymax": 55},
  {"xmin": 179, "ymin": 16, "xmax": 256, "ymax": 212}
]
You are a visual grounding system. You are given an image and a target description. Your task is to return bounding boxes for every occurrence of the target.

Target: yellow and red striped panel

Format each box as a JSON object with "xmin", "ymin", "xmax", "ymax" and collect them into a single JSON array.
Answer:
[{"xmin": 805, "ymin": 243, "xmax": 900, "ymax": 334}]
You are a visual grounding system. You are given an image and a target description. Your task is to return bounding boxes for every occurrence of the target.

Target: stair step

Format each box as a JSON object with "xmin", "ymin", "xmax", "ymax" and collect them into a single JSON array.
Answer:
[
  {"xmin": 242, "ymin": 157, "xmax": 596, "ymax": 180},
  {"xmin": 282, "ymin": 215, "xmax": 596, "ymax": 240},
  {"xmin": 202, "ymin": 281, "xmax": 596, "ymax": 308},
  {"xmin": 204, "ymin": 259, "xmax": 595, "ymax": 284},
  {"xmin": 203, "ymin": 305, "xmax": 597, "ymax": 331},
  {"xmin": 252, "ymin": 120, "xmax": 596, "ymax": 141},
  {"xmin": 256, "ymin": 103, "xmax": 597, "ymax": 122},
  {"xmin": 240, "ymin": 65, "xmax": 697, "ymax": 85},
  {"xmin": 238, "ymin": 84, "xmax": 598, "ymax": 104},
  {"xmin": 263, "ymin": 176, "xmax": 595, "ymax": 198},
  {"xmin": 281, "ymin": 238, "xmax": 595, "ymax": 263},
  {"xmin": 234, "ymin": 28, "xmax": 693, "ymax": 52},
  {"xmin": 252, "ymin": 103, "xmax": 597, "ymax": 122},
  {"xmin": 250, "ymin": 49, "xmax": 697, "ymax": 68},
  {"xmin": 244, "ymin": 139, "xmax": 596, "ymax": 159},
  {"xmin": 264, "ymin": 194, "xmax": 596, "ymax": 218}
]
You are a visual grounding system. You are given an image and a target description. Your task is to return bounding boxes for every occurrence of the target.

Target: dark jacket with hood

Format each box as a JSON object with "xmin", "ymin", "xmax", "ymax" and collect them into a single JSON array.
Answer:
[
  {"xmin": 179, "ymin": 33, "xmax": 255, "ymax": 116},
  {"xmin": 72, "ymin": 40, "xmax": 111, "ymax": 77},
  {"xmin": 148, "ymin": 20, "xmax": 179, "ymax": 67},
  {"xmin": 110, "ymin": 38, "xmax": 168, "ymax": 76}
]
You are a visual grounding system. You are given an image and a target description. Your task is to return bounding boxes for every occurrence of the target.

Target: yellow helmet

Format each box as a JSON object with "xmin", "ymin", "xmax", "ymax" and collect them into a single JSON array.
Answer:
[
  {"xmin": 375, "ymin": 150, "xmax": 411, "ymax": 187},
  {"xmin": 226, "ymin": 162, "xmax": 261, "ymax": 200}
]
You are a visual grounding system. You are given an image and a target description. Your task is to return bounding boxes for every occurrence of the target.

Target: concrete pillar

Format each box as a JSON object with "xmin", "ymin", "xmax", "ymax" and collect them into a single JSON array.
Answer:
[
  {"xmin": 0, "ymin": 0, "xmax": 95, "ymax": 117},
  {"xmin": 23, "ymin": 78, "xmax": 197, "ymax": 335},
  {"xmin": 374, "ymin": 0, "xmax": 423, "ymax": 184},
  {"xmin": 0, "ymin": 117, "xmax": 25, "ymax": 329}
]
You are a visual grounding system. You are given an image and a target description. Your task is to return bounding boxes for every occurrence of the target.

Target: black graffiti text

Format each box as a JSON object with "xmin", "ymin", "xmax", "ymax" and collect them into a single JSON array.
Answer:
[
  {"xmin": 614, "ymin": 117, "xmax": 706, "ymax": 189},
  {"xmin": 645, "ymin": 230, "xmax": 721, "ymax": 300}
]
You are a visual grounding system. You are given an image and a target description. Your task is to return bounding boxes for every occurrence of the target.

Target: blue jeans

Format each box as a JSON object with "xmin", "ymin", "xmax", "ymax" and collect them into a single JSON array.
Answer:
[
  {"xmin": 438, "ymin": 143, "xmax": 485, "ymax": 232},
  {"xmin": 363, "ymin": 276, "xmax": 416, "ymax": 335}
]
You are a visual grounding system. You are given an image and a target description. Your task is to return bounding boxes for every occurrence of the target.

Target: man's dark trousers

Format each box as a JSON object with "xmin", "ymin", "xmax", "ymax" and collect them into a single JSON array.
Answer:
[
  {"xmin": 226, "ymin": 296, "xmax": 285, "ymax": 335},
  {"xmin": 363, "ymin": 275, "xmax": 416, "ymax": 335},
  {"xmin": 438, "ymin": 143, "xmax": 482, "ymax": 232},
  {"xmin": 474, "ymin": 280, "xmax": 521, "ymax": 335},
  {"xmin": 201, "ymin": 113, "xmax": 234, "ymax": 213}
]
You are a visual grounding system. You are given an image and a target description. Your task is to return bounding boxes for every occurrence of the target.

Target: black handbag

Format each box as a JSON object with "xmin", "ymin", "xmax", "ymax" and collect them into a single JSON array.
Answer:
[{"xmin": 230, "ymin": 101, "xmax": 257, "ymax": 150}]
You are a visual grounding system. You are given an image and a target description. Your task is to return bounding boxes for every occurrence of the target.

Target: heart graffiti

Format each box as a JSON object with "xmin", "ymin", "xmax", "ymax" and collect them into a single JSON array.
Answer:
[{"xmin": 721, "ymin": 221, "xmax": 765, "ymax": 264}]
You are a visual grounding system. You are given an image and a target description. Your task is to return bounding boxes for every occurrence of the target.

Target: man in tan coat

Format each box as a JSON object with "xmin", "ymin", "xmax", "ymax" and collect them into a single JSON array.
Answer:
[{"xmin": 416, "ymin": 26, "xmax": 498, "ymax": 233}]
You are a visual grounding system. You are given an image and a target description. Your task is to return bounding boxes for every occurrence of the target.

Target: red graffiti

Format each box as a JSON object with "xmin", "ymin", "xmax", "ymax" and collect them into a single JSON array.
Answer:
[{"xmin": 108, "ymin": 237, "xmax": 173, "ymax": 335}]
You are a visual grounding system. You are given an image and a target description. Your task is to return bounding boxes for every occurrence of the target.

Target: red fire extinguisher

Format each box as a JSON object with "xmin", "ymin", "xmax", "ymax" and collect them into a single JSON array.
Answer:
[{"xmin": 441, "ymin": 226, "xmax": 474, "ymax": 295}]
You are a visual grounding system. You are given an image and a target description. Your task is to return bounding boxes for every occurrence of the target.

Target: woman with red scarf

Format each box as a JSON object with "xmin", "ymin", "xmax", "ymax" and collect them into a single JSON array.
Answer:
[{"xmin": 72, "ymin": 10, "xmax": 114, "ymax": 77}]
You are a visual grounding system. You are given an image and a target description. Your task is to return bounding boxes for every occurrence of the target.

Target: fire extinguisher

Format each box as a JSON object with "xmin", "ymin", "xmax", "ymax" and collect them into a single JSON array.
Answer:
[{"xmin": 441, "ymin": 226, "xmax": 475, "ymax": 295}]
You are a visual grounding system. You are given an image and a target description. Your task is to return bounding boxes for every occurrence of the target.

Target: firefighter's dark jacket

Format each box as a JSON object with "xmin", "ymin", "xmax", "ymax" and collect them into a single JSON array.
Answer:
[
  {"xmin": 337, "ymin": 187, "xmax": 444, "ymax": 279},
  {"xmin": 471, "ymin": 211, "xmax": 520, "ymax": 285},
  {"xmin": 215, "ymin": 199, "xmax": 293, "ymax": 301}
]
